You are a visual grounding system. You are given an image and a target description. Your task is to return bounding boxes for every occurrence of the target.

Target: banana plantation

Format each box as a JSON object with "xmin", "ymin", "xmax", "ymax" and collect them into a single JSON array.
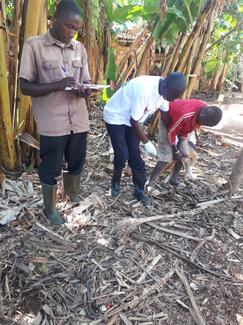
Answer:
[
  {"xmin": 0, "ymin": 0, "xmax": 242, "ymax": 170},
  {"xmin": 0, "ymin": 0, "xmax": 243, "ymax": 324}
]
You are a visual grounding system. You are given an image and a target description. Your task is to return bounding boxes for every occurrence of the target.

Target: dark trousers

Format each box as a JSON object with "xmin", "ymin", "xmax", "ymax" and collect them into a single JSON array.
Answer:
[
  {"xmin": 106, "ymin": 123, "xmax": 145, "ymax": 173},
  {"xmin": 39, "ymin": 132, "xmax": 87, "ymax": 185}
]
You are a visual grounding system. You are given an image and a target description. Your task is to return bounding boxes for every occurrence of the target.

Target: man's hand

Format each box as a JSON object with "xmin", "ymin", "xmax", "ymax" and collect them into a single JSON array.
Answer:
[
  {"xmin": 72, "ymin": 83, "xmax": 92, "ymax": 97},
  {"xmin": 57, "ymin": 77, "xmax": 77, "ymax": 90},
  {"xmin": 130, "ymin": 118, "xmax": 148, "ymax": 144},
  {"xmin": 172, "ymin": 145, "xmax": 182, "ymax": 162},
  {"xmin": 144, "ymin": 141, "xmax": 157, "ymax": 157},
  {"xmin": 173, "ymin": 150, "xmax": 183, "ymax": 162}
]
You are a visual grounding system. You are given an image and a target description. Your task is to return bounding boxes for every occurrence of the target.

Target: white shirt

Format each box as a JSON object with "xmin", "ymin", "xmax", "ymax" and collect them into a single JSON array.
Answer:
[{"xmin": 103, "ymin": 76, "xmax": 169, "ymax": 126}]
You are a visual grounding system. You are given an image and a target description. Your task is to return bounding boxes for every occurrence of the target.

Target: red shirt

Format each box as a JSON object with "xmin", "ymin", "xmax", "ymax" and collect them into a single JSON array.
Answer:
[{"xmin": 167, "ymin": 99, "xmax": 207, "ymax": 145}]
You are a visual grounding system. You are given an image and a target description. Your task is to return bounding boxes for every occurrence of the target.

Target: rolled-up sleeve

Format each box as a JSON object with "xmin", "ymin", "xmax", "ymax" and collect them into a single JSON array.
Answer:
[{"xmin": 19, "ymin": 41, "xmax": 37, "ymax": 82}]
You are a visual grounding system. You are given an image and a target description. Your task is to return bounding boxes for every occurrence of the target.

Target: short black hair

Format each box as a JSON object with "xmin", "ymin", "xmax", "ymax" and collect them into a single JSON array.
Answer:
[
  {"xmin": 166, "ymin": 72, "xmax": 186, "ymax": 96},
  {"xmin": 56, "ymin": 0, "xmax": 81, "ymax": 17},
  {"xmin": 200, "ymin": 106, "xmax": 223, "ymax": 126}
]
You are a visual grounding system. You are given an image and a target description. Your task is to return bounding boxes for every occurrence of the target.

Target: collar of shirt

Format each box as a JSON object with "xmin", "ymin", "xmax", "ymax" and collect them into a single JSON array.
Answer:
[{"xmin": 44, "ymin": 30, "xmax": 76, "ymax": 49}]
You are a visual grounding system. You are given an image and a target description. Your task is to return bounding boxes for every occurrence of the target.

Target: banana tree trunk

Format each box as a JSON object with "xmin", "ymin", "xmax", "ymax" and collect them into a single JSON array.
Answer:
[
  {"xmin": 176, "ymin": 0, "xmax": 213, "ymax": 73},
  {"xmin": 38, "ymin": 0, "xmax": 48, "ymax": 34},
  {"xmin": 162, "ymin": 34, "xmax": 181, "ymax": 76},
  {"xmin": 182, "ymin": 35, "xmax": 201, "ymax": 99},
  {"xmin": 168, "ymin": 33, "xmax": 187, "ymax": 73},
  {"xmin": 81, "ymin": 0, "xmax": 106, "ymax": 84},
  {"xmin": 0, "ymin": 1, "xmax": 17, "ymax": 170},
  {"xmin": 217, "ymin": 63, "xmax": 228, "ymax": 91},
  {"xmin": 17, "ymin": 0, "xmax": 43, "ymax": 133},
  {"xmin": 8, "ymin": 0, "xmax": 21, "ymax": 119},
  {"xmin": 228, "ymin": 149, "xmax": 243, "ymax": 194},
  {"xmin": 211, "ymin": 64, "xmax": 224, "ymax": 90},
  {"xmin": 135, "ymin": 35, "xmax": 155, "ymax": 76},
  {"xmin": 117, "ymin": 28, "xmax": 146, "ymax": 78},
  {"xmin": 117, "ymin": 36, "xmax": 149, "ymax": 85},
  {"xmin": 186, "ymin": 18, "xmax": 214, "ymax": 98}
]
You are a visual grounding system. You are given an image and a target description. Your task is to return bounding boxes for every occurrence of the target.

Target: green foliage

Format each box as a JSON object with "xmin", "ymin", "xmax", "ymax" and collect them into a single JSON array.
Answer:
[
  {"xmin": 140, "ymin": 0, "xmax": 206, "ymax": 43},
  {"xmin": 105, "ymin": 47, "xmax": 117, "ymax": 81},
  {"xmin": 103, "ymin": 47, "xmax": 117, "ymax": 100},
  {"xmin": 112, "ymin": 5, "xmax": 142, "ymax": 23},
  {"xmin": 204, "ymin": 60, "xmax": 218, "ymax": 75},
  {"xmin": 90, "ymin": 0, "xmax": 100, "ymax": 32},
  {"xmin": 5, "ymin": 0, "xmax": 14, "ymax": 22},
  {"xmin": 47, "ymin": 0, "xmax": 56, "ymax": 17}
]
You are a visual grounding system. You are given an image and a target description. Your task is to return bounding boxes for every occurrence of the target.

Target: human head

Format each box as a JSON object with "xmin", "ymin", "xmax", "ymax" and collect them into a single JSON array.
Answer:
[
  {"xmin": 159, "ymin": 72, "xmax": 186, "ymax": 101},
  {"xmin": 52, "ymin": 0, "xmax": 82, "ymax": 44},
  {"xmin": 197, "ymin": 106, "xmax": 223, "ymax": 126}
]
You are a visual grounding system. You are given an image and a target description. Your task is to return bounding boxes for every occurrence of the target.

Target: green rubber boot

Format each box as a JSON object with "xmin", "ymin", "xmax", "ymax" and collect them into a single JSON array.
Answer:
[
  {"xmin": 63, "ymin": 173, "xmax": 81, "ymax": 203},
  {"xmin": 41, "ymin": 183, "xmax": 64, "ymax": 225},
  {"xmin": 111, "ymin": 167, "xmax": 123, "ymax": 197}
]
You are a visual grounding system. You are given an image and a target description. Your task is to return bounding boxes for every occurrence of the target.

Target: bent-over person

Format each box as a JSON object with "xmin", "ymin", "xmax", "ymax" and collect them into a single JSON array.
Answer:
[
  {"xmin": 103, "ymin": 73, "xmax": 186, "ymax": 207},
  {"xmin": 147, "ymin": 99, "xmax": 223, "ymax": 188}
]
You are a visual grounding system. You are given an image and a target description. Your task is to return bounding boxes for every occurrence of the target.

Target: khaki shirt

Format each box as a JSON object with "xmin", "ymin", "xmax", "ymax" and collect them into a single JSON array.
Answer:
[{"xmin": 19, "ymin": 30, "xmax": 90, "ymax": 136}]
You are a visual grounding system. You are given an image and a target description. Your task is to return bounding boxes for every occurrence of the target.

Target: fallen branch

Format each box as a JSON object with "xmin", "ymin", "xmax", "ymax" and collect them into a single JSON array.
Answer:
[
  {"xmin": 175, "ymin": 266, "xmax": 206, "ymax": 325},
  {"xmin": 137, "ymin": 254, "xmax": 162, "ymax": 284},
  {"xmin": 116, "ymin": 206, "xmax": 208, "ymax": 235},
  {"xmin": 148, "ymin": 222, "xmax": 209, "ymax": 242},
  {"xmin": 196, "ymin": 195, "xmax": 243, "ymax": 208}
]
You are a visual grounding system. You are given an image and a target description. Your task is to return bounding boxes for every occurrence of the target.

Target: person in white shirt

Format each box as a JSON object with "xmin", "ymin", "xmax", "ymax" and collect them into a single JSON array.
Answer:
[{"xmin": 103, "ymin": 72, "xmax": 186, "ymax": 207}]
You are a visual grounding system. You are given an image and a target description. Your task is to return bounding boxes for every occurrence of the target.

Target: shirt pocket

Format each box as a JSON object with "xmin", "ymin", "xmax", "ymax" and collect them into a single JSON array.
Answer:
[
  {"xmin": 72, "ymin": 60, "xmax": 83, "ymax": 82},
  {"xmin": 41, "ymin": 60, "xmax": 62, "ymax": 82}
]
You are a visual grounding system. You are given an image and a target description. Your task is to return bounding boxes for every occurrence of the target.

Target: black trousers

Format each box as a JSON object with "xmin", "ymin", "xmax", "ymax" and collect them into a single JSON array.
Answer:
[
  {"xmin": 106, "ymin": 123, "xmax": 145, "ymax": 173},
  {"xmin": 39, "ymin": 132, "xmax": 87, "ymax": 185}
]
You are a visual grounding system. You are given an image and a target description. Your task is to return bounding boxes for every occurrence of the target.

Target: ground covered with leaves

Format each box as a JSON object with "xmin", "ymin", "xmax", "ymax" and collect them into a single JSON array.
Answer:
[{"xmin": 0, "ymin": 108, "xmax": 242, "ymax": 325}]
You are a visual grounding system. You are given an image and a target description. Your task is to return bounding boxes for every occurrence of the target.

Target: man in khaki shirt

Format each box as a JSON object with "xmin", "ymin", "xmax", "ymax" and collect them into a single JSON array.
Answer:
[{"xmin": 19, "ymin": 0, "xmax": 91, "ymax": 225}]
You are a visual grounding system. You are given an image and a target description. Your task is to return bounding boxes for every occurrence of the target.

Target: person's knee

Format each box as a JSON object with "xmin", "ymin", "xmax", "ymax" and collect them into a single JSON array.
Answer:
[
  {"xmin": 129, "ymin": 159, "xmax": 145, "ymax": 172},
  {"xmin": 39, "ymin": 169, "xmax": 58, "ymax": 185},
  {"xmin": 39, "ymin": 161, "xmax": 62, "ymax": 185},
  {"xmin": 114, "ymin": 157, "xmax": 126, "ymax": 169},
  {"xmin": 67, "ymin": 154, "xmax": 86, "ymax": 175}
]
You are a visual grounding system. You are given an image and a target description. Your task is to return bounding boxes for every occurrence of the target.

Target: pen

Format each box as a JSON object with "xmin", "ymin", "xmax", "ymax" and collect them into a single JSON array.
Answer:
[{"xmin": 61, "ymin": 65, "xmax": 71, "ymax": 77}]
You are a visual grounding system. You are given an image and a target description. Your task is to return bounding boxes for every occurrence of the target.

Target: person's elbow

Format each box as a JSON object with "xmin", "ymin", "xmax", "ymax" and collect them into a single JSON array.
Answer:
[
  {"xmin": 19, "ymin": 78, "xmax": 30, "ymax": 95},
  {"xmin": 130, "ymin": 117, "xmax": 138, "ymax": 127}
]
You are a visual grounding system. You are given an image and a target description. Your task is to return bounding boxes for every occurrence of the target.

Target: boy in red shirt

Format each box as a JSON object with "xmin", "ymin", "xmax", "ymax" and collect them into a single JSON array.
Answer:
[{"xmin": 147, "ymin": 99, "xmax": 222, "ymax": 188}]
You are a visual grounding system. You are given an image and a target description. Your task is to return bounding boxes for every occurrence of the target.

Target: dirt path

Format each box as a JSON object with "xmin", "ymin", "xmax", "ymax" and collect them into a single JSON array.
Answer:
[{"xmin": 208, "ymin": 96, "xmax": 243, "ymax": 146}]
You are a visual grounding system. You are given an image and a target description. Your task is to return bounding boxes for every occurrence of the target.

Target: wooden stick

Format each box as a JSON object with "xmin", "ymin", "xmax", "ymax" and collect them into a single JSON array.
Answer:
[
  {"xmin": 35, "ymin": 222, "xmax": 73, "ymax": 248},
  {"xmin": 175, "ymin": 266, "xmax": 206, "ymax": 325},
  {"xmin": 196, "ymin": 195, "xmax": 243, "ymax": 208},
  {"xmin": 116, "ymin": 206, "xmax": 208, "ymax": 234},
  {"xmin": 119, "ymin": 313, "xmax": 133, "ymax": 325},
  {"xmin": 148, "ymin": 222, "xmax": 207, "ymax": 242},
  {"xmin": 137, "ymin": 254, "xmax": 162, "ymax": 284}
]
